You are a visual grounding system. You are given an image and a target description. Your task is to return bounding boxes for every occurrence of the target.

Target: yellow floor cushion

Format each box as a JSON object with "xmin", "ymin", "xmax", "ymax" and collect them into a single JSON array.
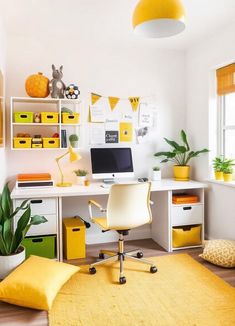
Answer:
[
  {"xmin": 0, "ymin": 255, "xmax": 79, "ymax": 310},
  {"xmin": 200, "ymin": 239, "xmax": 235, "ymax": 268}
]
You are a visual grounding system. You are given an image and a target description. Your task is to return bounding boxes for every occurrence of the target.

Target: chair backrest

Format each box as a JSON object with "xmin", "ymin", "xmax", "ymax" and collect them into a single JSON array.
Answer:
[{"xmin": 106, "ymin": 182, "xmax": 152, "ymax": 230}]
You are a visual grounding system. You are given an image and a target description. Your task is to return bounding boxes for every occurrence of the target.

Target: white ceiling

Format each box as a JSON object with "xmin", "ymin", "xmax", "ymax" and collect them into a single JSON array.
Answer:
[{"xmin": 1, "ymin": 0, "xmax": 235, "ymax": 50}]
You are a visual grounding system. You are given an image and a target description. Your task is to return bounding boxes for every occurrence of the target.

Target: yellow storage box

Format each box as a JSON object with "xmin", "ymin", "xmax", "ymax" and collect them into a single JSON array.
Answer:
[
  {"xmin": 172, "ymin": 225, "xmax": 201, "ymax": 248},
  {"xmin": 43, "ymin": 138, "xmax": 60, "ymax": 148},
  {"xmin": 14, "ymin": 137, "xmax": 32, "ymax": 148},
  {"xmin": 63, "ymin": 217, "xmax": 86, "ymax": 259},
  {"xmin": 14, "ymin": 112, "xmax": 34, "ymax": 123},
  {"xmin": 62, "ymin": 113, "xmax": 80, "ymax": 124},
  {"xmin": 41, "ymin": 112, "xmax": 59, "ymax": 123}
]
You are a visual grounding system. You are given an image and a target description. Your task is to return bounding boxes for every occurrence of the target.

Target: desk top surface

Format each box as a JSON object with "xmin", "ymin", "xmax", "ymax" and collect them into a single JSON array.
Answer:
[{"xmin": 11, "ymin": 179, "xmax": 207, "ymax": 199}]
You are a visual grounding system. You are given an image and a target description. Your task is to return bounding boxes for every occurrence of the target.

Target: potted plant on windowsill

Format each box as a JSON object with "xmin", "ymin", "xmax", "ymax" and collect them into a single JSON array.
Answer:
[
  {"xmin": 152, "ymin": 166, "xmax": 161, "ymax": 181},
  {"xmin": 74, "ymin": 169, "xmax": 88, "ymax": 185},
  {"xmin": 154, "ymin": 130, "xmax": 209, "ymax": 181},
  {"xmin": 221, "ymin": 158, "xmax": 234, "ymax": 182},
  {"xmin": 69, "ymin": 134, "xmax": 79, "ymax": 148},
  {"xmin": 212, "ymin": 156, "xmax": 224, "ymax": 180},
  {"xmin": 0, "ymin": 184, "xmax": 47, "ymax": 279}
]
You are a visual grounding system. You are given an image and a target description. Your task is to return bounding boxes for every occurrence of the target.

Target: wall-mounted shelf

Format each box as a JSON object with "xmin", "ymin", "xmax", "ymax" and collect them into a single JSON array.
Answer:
[{"xmin": 10, "ymin": 97, "xmax": 83, "ymax": 150}]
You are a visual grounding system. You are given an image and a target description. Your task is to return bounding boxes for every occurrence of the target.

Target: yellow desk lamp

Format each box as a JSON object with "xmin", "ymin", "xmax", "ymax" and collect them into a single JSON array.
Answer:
[{"xmin": 56, "ymin": 146, "xmax": 81, "ymax": 187}]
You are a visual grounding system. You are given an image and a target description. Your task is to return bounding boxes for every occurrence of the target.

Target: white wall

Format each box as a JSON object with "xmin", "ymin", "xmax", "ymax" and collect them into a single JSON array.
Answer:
[
  {"xmin": 0, "ymin": 15, "xmax": 6, "ymax": 190},
  {"xmin": 4, "ymin": 5, "xmax": 186, "ymax": 243},
  {"xmin": 186, "ymin": 22, "xmax": 235, "ymax": 240}
]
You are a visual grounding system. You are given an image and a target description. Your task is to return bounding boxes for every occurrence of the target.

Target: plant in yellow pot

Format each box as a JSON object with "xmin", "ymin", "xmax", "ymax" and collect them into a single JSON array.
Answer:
[
  {"xmin": 212, "ymin": 156, "xmax": 224, "ymax": 180},
  {"xmin": 221, "ymin": 158, "xmax": 234, "ymax": 182},
  {"xmin": 154, "ymin": 130, "xmax": 209, "ymax": 181}
]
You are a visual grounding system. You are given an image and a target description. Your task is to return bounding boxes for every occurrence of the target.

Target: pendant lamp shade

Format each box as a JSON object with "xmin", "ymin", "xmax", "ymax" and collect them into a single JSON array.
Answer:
[{"xmin": 132, "ymin": 0, "xmax": 185, "ymax": 38}]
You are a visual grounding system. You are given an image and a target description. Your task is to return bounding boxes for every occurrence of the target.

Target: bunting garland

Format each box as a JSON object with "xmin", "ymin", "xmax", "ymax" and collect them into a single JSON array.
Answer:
[
  {"xmin": 108, "ymin": 96, "xmax": 120, "ymax": 111},
  {"xmin": 128, "ymin": 97, "xmax": 140, "ymax": 112},
  {"xmin": 91, "ymin": 93, "xmax": 102, "ymax": 105}
]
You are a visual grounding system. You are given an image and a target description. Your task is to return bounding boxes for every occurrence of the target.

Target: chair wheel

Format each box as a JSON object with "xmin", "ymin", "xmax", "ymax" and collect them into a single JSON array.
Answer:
[
  {"xmin": 89, "ymin": 267, "xmax": 96, "ymax": 275},
  {"xmin": 136, "ymin": 251, "xmax": 143, "ymax": 258},
  {"xmin": 119, "ymin": 276, "xmax": 126, "ymax": 284},
  {"xmin": 150, "ymin": 266, "xmax": 157, "ymax": 273},
  {"xmin": 99, "ymin": 253, "xmax": 105, "ymax": 259}
]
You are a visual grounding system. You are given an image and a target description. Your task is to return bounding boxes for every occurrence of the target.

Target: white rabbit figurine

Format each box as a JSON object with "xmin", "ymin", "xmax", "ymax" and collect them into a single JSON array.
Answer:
[{"xmin": 49, "ymin": 65, "xmax": 66, "ymax": 98}]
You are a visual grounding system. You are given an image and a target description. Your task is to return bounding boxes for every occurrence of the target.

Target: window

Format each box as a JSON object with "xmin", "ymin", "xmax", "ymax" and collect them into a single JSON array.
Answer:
[{"xmin": 217, "ymin": 64, "xmax": 235, "ymax": 158}]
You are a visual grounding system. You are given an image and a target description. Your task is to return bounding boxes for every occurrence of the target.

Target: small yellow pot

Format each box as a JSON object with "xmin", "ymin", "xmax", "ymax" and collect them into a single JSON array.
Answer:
[
  {"xmin": 173, "ymin": 165, "xmax": 190, "ymax": 181},
  {"xmin": 215, "ymin": 171, "xmax": 223, "ymax": 181},
  {"xmin": 223, "ymin": 173, "xmax": 233, "ymax": 182}
]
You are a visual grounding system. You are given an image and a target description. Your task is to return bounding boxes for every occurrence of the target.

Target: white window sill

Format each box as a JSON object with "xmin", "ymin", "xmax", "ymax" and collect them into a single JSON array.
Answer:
[{"xmin": 207, "ymin": 179, "xmax": 235, "ymax": 188}]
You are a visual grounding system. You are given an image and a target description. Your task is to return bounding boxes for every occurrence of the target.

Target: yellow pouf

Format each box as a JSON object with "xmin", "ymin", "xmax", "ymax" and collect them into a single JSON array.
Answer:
[{"xmin": 25, "ymin": 72, "xmax": 49, "ymax": 98}]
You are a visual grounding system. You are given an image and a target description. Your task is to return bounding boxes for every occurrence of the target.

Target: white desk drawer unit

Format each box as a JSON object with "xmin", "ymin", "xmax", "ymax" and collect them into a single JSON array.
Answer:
[
  {"xmin": 14, "ymin": 198, "xmax": 58, "ymax": 237},
  {"xmin": 15, "ymin": 198, "xmax": 57, "ymax": 216},
  {"xmin": 171, "ymin": 204, "xmax": 203, "ymax": 226}
]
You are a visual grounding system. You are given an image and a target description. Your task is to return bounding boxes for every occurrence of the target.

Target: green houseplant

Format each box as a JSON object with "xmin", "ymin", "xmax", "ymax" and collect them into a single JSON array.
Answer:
[
  {"xmin": 0, "ymin": 184, "xmax": 47, "ymax": 279},
  {"xmin": 154, "ymin": 130, "xmax": 209, "ymax": 181},
  {"xmin": 74, "ymin": 169, "xmax": 88, "ymax": 185},
  {"xmin": 69, "ymin": 134, "xmax": 79, "ymax": 148},
  {"xmin": 221, "ymin": 158, "xmax": 234, "ymax": 182},
  {"xmin": 212, "ymin": 156, "xmax": 225, "ymax": 180},
  {"xmin": 152, "ymin": 166, "xmax": 161, "ymax": 181}
]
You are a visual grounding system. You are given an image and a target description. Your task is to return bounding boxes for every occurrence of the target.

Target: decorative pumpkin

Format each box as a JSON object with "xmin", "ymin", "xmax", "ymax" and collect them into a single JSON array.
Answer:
[{"xmin": 25, "ymin": 72, "xmax": 50, "ymax": 98}]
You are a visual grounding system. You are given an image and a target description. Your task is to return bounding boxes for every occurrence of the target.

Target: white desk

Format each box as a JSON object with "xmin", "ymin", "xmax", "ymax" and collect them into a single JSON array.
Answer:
[{"xmin": 11, "ymin": 179, "xmax": 207, "ymax": 260}]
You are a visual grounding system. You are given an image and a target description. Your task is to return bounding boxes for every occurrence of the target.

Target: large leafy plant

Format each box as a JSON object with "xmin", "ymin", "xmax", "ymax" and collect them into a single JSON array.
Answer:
[
  {"xmin": 154, "ymin": 130, "xmax": 209, "ymax": 166},
  {"xmin": 0, "ymin": 184, "xmax": 47, "ymax": 256}
]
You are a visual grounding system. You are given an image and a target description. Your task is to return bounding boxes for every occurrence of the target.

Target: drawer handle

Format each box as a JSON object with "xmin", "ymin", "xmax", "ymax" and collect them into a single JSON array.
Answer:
[
  {"xmin": 30, "ymin": 199, "xmax": 43, "ymax": 204},
  {"xmin": 72, "ymin": 228, "xmax": 80, "ymax": 232},
  {"xmin": 32, "ymin": 238, "xmax": 43, "ymax": 243},
  {"xmin": 183, "ymin": 206, "xmax": 192, "ymax": 210}
]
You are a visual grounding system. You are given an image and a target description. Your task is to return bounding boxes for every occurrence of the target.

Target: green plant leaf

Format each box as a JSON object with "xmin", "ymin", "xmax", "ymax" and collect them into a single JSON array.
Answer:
[
  {"xmin": 2, "ymin": 218, "xmax": 13, "ymax": 254},
  {"xmin": 154, "ymin": 151, "xmax": 176, "ymax": 158},
  {"xmin": 163, "ymin": 138, "xmax": 181, "ymax": 150},
  {"xmin": 0, "ymin": 184, "xmax": 12, "ymax": 220},
  {"xmin": 10, "ymin": 199, "xmax": 29, "ymax": 219},
  {"xmin": 180, "ymin": 130, "xmax": 190, "ymax": 151},
  {"xmin": 161, "ymin": 159, "xmax": 169, "ymax": 163},
  {"xmin": 30, "ymin": 215, "xmax": 48, "ymax": 226},
  {"xmin": 10, "ymin": 206, "xmax": 31, "ymax": 254},
  {"xmin": 0, "ymin": 225, "xmax": 8, "ymax": 255}
]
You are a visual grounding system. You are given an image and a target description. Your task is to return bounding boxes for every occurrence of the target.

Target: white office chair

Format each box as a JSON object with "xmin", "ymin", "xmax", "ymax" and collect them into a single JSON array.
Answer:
[{"xmin": 88, "ymin": 182, "xmax": 157, "ymax": 284}]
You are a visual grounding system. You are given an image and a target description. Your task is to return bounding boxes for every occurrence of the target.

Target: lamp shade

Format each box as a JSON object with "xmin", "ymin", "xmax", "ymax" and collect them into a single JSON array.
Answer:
[
  {"xmin": 69, "ymin": 146, "xmax": 81, "ymax": 162},
  {"xmin": 132, "ymin": 0, "xmax": 185, "ymax": 38}
]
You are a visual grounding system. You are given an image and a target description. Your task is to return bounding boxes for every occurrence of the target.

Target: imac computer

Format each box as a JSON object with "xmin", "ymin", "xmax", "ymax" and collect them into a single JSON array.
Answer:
[{"xmin": 90, "ymin": 147, "xmax": 134, "ymax": 184}]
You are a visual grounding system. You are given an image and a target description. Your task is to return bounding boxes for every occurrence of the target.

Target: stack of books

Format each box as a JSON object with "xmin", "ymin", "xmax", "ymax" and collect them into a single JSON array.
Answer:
[{"xmin": 16, "ymin": 173, "xmax": 54, "ymax": 188}]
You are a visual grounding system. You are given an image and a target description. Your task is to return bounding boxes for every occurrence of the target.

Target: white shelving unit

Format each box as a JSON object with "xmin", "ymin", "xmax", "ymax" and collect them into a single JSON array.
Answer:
[{"xmin": 10, "ymin": 97, "xmax": 82, "ymax": 150}]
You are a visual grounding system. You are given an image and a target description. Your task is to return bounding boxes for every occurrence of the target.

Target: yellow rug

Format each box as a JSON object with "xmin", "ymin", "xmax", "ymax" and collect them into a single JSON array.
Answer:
[{"xmin": 49, "ymin": 254, "xmax": 235, "ymax": 326}]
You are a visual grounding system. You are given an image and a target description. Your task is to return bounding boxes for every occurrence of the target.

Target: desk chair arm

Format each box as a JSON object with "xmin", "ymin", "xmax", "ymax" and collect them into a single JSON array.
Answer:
[{"xmin": 88, "ymin": 199, "xmax": 107, "ymax": 219}]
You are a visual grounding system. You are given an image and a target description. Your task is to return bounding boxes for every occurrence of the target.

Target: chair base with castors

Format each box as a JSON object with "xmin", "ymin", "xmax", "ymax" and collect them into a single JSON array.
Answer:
[{"xmin": 89, "ymin": 231, "xmax": 157, "ymax": 284}]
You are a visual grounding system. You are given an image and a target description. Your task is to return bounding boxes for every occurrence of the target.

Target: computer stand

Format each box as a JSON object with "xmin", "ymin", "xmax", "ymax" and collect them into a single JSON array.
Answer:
[{"xmin": 103, "ymin": 179, "xmax": 117, "ymax": 185}]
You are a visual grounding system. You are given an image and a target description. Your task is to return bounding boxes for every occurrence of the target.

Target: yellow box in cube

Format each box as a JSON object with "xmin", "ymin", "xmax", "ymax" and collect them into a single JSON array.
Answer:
[
  {"xmin": 43, "ymin": 138, "xmax": 60, "ymax": 148},
  {"xmin": 41, "ymin": 112, "xmax": 59, "ymax": 123},
  {"xmin": 14, "ymin": 137, "xmax": 32, "ymax": 148},
  {"xmin": 14, "ymin": 112, "xmax": 34, "ymax": 123},
  {"xmin": 63, "ymin": 217, "xmax": 86, "ymax": 259},
  {"xmin": 62, "ymin": 113, "xmax": 80, "ymax": 124},
  {"xmin": 172, "ymin": 225, "xmax": 201, "ymax": 248}
]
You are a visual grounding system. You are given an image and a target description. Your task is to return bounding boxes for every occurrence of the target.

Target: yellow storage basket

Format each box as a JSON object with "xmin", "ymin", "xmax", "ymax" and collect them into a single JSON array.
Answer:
[
  {"xmin": 43, "ymin": 138, "xmax": 60, "ymax": 148},
  {"xmin": 62, "ymin": 113, "xmax": 80, "ymax": 124},
  {"xmin": 14, "ymin": 112, "xmax": 34, "ymax": 123},
  {"xmin": 14, "ymin": 137, "xmax": 32, "ymax": 148},
  {"xmin": 41, "ymin": 112, "xmax": 59, "ymax": 123},
  {"xmin": 172, "ymin": 225, "xmax": 201, "ymax": 248}
]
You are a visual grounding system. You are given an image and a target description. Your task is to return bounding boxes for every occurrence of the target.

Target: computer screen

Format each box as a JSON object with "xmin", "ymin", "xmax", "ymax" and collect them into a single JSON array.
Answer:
[{"xmin": 90, "ymin": 147, "xmax": 134, "ymax": 181}]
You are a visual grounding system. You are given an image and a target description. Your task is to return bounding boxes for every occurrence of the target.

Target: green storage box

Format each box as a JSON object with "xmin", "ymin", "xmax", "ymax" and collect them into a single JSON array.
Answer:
[
  {"xmin": 22, "ymin": 235, "xmax": 56, "ymax": 259},
  {"xmin": 14, "ymin": 112, "xmax": 34, "ymax": 123}
]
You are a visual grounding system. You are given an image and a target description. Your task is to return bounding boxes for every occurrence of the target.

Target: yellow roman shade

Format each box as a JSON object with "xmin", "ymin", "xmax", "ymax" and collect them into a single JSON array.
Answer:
[{"xmin": 217, "ymin": 63, "xmax": 235, "ymax": 95}]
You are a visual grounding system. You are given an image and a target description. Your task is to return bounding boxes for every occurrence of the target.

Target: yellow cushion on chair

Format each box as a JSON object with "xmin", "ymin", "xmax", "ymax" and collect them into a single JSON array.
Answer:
[{"xmin": 0, "ymin": 255, "xmax": 79, "ymax": 311}]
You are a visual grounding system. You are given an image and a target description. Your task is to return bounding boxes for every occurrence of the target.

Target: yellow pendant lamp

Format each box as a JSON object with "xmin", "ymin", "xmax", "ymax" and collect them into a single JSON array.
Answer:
[{"xmin": 132, "ymin": 0, "xmax": 185, "ymax": 38}]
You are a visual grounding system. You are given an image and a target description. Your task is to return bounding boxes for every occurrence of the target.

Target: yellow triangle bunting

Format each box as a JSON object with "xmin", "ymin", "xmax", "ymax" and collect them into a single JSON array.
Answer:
[
  {"xmin": 129, "ymin": 97, "xmax": 140, "ymax": 112},
  {"xmin": 108, "ymin": 97, "xmax": 120, "ymax": 111},
  {"xmin": 91, "ymin": 93, "xmax": 101, "ymax": 105}
]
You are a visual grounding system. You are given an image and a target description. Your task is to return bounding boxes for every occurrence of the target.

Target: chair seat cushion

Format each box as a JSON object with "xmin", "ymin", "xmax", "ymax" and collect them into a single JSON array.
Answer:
[
  {"xmin": 0, "ymin": 255, "xmax": 79, "ymax": 310},
  {"xmin": 199, "ymin": 239, "xmax": 235, "ymax": 268}
]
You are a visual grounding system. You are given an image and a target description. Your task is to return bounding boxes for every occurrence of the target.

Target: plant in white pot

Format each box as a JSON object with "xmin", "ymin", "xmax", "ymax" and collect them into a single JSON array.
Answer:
[
  {"xmin": 74, "ymin": 169, "xmax": 88, "ymax": 185},
  {"xmin": 0, "ymin": 184, "xmax": 47, "ymax": 279},
  {"xmin": 152, "ymin": 166, "xmax": 161, "ymax": 181},
  {"xmin": 154, "ymin": 130, "xmax": 209, "ymax": 181},
  {"xmin": 69, "ymin": 134, "xmax": 79, "ymax": 148}
]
